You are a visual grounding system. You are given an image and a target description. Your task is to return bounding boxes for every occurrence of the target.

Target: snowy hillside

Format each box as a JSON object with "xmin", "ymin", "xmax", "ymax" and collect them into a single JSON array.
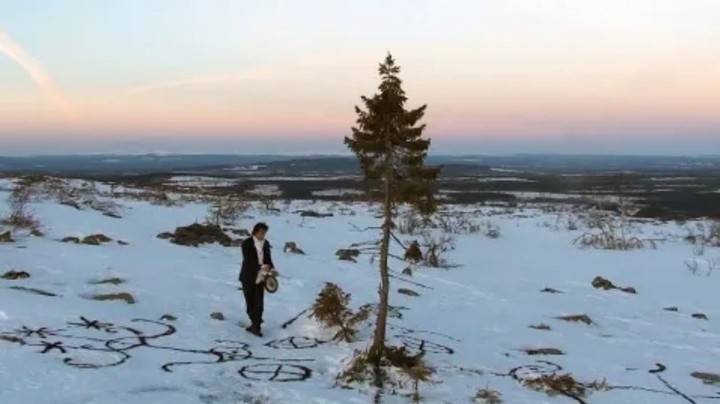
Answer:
[{"xmin": 1, "ymin": 178, "xmax": 719, "ymax": 404}]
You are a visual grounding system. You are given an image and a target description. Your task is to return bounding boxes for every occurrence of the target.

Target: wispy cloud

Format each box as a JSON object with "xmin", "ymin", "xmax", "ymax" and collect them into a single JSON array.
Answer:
[
  {"xmin": 0, "ymin": 30, "xmax": 73, "ymax": 117},
  {"xmin": 125, "ymin": 50, "xmax": 378, "ymax": 97}
]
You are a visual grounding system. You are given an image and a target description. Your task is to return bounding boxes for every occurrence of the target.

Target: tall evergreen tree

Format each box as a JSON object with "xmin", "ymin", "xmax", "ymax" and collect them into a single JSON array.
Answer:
[{"xmin": 345, "ymin": 53, "xmax": 440, "ymax": 358}]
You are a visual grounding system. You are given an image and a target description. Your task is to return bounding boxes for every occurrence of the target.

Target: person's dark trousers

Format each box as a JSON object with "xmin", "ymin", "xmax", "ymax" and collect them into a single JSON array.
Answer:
[{"xmin": 241, "ymin": 281, "xmax": 265, "ymax": 328}]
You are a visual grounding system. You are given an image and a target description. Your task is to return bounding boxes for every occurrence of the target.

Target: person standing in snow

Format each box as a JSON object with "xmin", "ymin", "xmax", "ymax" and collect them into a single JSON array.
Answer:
[{"xmin": 239, "ymin": 222, "xmax": 274, "ymax": 337}]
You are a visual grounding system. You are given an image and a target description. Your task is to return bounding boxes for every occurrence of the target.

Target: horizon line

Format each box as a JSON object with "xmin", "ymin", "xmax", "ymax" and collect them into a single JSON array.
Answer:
[{"xmin": 2, "ymin": 152, "xmax": 720, "ymax": 158}]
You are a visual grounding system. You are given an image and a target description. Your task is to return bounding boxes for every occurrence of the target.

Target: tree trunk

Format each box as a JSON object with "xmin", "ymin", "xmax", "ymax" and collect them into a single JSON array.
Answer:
[{"xmin": 370, "ymin": 149, "xmax": 393, "ymax": 359}]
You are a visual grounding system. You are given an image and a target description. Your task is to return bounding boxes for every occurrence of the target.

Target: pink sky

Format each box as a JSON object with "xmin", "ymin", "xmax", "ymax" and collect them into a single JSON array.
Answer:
[{"xmin": 1, "ymin": 1, "xmax": 720, "ymax": 154}]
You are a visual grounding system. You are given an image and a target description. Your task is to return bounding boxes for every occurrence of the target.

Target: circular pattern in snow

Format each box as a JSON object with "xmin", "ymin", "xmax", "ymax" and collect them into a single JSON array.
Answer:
[
  {"xmin": 265, "ymin": 336, "xmax": 326, "ymax": 350},
  {"xmin": 395, "ymin": 335, "xmax": 455, "ymax": 355},
  {"xmin": 238, "ymin": 363, "xmax": 312, "ymax": 382},
  {"xmin": 0, "ymin": 316, "xmax": 314, "ymax": 382}
]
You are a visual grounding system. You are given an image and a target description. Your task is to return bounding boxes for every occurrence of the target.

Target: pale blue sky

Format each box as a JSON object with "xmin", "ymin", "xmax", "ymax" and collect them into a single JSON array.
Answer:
[{"xmin": 1, "ymin": 1, "xmax": 720, "ymax": 155}]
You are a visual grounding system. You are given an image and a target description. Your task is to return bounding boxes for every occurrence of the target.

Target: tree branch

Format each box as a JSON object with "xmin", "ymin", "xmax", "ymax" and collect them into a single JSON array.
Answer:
[
  {"xmin": 349, "ymin": 222, "xmax": 382, "ymax": 232},
  {"xmin": 389, "ymin": 231, "xmax": 407, "ymax": 250},
  {"xmin": 387, "ymin": 253, "xmax": 405, "ymax": 261},
  {"xmin": 388, "ymin": 272, "xmax": 434, "ymax": 290}
]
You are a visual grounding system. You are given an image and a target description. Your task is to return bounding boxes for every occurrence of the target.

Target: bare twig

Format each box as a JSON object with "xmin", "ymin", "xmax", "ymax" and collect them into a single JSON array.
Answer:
[
  {"xmin": 389, "ymin": 231, "xmax": 407, "ymax": 250},
  {"xmin": 349, "ymin": 222, "xmax": 382, "ymax": 232},
  {"xmin": 281, "ymin": 307, "xmax": 310, "ymax": 329},
  {"xmin": 388, "ymin": 272, "xmax": 434, "ymax": 290}
]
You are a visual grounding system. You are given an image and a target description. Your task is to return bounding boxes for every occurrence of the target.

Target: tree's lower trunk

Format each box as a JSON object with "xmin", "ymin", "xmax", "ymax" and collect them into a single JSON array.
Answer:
[
  {"xmin": 371, "ymin": 163, "xmax": 393, "ymax": 359},
  {"xmin": 371, "ymin": 217, "xmax": 391, "ymax": 356}
]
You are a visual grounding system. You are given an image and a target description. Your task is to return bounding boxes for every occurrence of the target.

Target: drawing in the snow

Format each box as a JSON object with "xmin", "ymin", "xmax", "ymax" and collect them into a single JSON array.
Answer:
[{"xmin": 1, "ymin": 174, "xmax": 719, "ymax": 404}]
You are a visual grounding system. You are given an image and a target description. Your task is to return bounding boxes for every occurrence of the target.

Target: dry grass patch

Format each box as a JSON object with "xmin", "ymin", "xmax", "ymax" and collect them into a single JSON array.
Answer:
[
  {"xmin": 9, "ymin": 286, "xmax": 58, "ymax": 297},
  {"xmin": 1, "ymin": 270, "xmax": 30, "ymax": 280},
  {"xmin": 336, "ymin": 249, "xmax": 361, "ymax": 262},
  {"xmin": 398, "ymin": 288, "xmax": 420, "ymax": 297},
  {"xmin": 591, "ymin": 276, "xmax": 637, "ymax": 294},
  {"xmin": 0, "ymin": 335, "xmax": 25, "ymax": 345},
  {"xmin": 90, "ymin": 292, "xmax": 136, "ymax": 304},
  {"xmin": 691, "ymin": 371, "xmax": 720, "ymax": 385},
  {"xmin": 89, "ymin": 277, "xmax": 125, "ymax": 285},
  {"xmin": 82, "ymin": 234, "xmax": 113, "ymax": 245},
  {"xmin": 521, "ymin": 373, "xmax": 608, "ymax": 400},
  {"xmin": 337, "ymin": 346, "xmax": 437, "ymax": 402},
  {"xmin": 474, "ymin": 388, "xmax": 502, "ymax": 403},
  {"xmin": 523, "ymin": 347, "xmax": 564, "ymax": 356},
  {"xmin": 0, "ymin": 230, "xmax": 13, "ymax": 243},
  {"xmin": 159, "ymin": 223, "xmax": 238, "ymax": 247},
  {"xmin": 556, "ymin": 314, "xmax": 594, "ymax": 325}
]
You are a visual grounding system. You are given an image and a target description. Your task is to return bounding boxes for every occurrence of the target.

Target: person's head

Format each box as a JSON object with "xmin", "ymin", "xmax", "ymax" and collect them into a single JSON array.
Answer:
[{"xmin": 252, "ymin": 222, "xmax": 269, "ymax": 240}]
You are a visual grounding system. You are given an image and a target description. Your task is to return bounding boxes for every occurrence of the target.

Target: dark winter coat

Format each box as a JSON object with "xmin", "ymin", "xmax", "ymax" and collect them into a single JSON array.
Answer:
[{"xmin": 239, "ymin": 237, "xmax": 274, "ymax": 284}]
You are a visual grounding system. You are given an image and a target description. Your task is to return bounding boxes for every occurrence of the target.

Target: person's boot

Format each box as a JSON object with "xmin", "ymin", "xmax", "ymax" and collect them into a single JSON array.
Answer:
[{"xmin": 247, "ymin": 323, "xmax": 263, "ymax": 337}]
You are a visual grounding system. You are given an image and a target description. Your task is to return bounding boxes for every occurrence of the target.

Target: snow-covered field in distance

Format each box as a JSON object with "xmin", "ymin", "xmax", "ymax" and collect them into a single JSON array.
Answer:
[{"xmin": 0, "ymin": 177, "xmax": 719, "ymax": 404}]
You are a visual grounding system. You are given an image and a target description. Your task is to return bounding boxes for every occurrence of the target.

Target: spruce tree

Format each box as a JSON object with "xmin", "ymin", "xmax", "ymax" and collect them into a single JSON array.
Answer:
[{"xmin": 344, "ymin": 53, "xmax": 440, "ymax": 359}]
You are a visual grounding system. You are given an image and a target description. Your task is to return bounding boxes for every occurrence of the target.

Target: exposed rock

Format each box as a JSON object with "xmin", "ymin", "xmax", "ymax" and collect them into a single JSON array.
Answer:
[
  {"xmin": 336, "ymin": 249, "xmax": 360, "ymax": 262},
  {"xmin": 90, "ymin": 292, "xmax": 136, "ymax": 304},
  {"xmin": 529, "ymin": 324, "xmax": 551, "ymax": 331},
  {"xmin": 0, "ymin": 231, "xmax": 13, "ymax": 243},
  {"xmin": 664, "ymin": 307, "xmax": 679, "ymax": 312},
  {"xmin": 160, "ymin": 223, "xmax": 237, "ymax": 247},
  {"xmin": 160, "ymin": 314, "xmax": 178, "ymax": 322},
  {"xmin": 398, "ymin": 288, "xmax": 420, "ymax": 297},
  {"xmin": 692, "ymin": 313, "xmax": 708, "ymax": 320},
  {"xmin": 1, "ymin": 270, "xmax": 30, "ymax": 280},
  {"xmin": 61, "ymin": 236, "xmax": 81, "ymax": 244},
  {"xmin": 524, "ymin": 347, "xmax": 564, "ymax": 356},
  {"xmin": 283, "ymin": 241, "xmax": 305, "ymax": 255},
  {"xmin": 210, "ymin": 312, "xmax": 226, "ymax": 321},
  {"xmin": 103, "ymin": 212, "xmax": 122, "ymax": 219},
  {"xmin": 117, "ymin": 240, "xmax": 129, "ymax": 245},
  {"xmin": 30, "ymin": 229, "xmax": 44, "ymax": 237},
  {"xmin": 156, "ymin": 232, "xmax": 173, "ymax": 240},
  {"xmin": 541, "ymin": 287, "xmax": 562, "ymax": 294},
  {"xmin": 556, "ymin": 314, "xmax": 593, "ymax": 325}
]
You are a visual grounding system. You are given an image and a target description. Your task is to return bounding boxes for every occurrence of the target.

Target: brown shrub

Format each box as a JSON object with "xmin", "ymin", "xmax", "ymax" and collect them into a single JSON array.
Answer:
[{"xmin": 309, "ymin": 283, "xmax": 370, "ymax": 342}]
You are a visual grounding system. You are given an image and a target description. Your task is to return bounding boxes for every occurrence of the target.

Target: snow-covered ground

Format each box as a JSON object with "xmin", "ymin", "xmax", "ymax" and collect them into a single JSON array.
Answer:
[{"xmin": 1, "ymin": 180, "xmax": 719, "ymax": 404}]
